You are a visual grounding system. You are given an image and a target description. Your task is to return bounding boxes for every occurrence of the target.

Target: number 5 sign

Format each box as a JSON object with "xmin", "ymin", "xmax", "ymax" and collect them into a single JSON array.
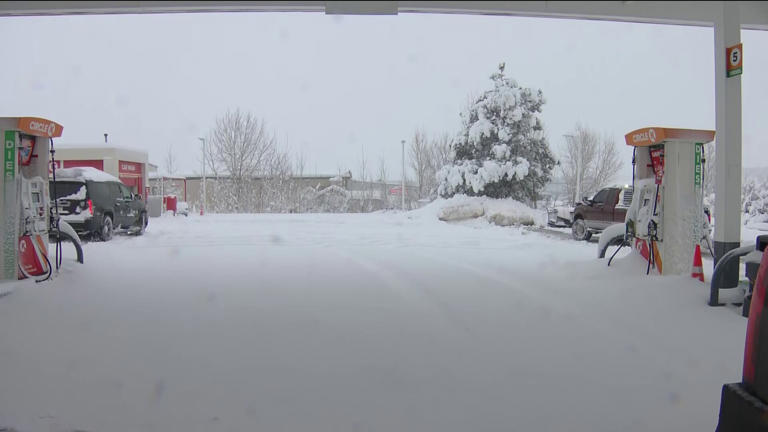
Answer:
[{"xmin": 726, "ymin": 43, "xmax": 743, "ymax": 77}]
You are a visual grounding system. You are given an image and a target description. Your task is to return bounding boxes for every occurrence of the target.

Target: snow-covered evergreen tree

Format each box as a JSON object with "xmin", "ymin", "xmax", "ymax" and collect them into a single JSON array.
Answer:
[{"xmin": 437, "ymin": 63, "xmax": 555, "ymax": 203}]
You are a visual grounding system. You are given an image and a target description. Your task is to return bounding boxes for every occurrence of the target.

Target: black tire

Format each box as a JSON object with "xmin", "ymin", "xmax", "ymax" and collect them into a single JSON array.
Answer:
[
  {"xmin": 98, "ymin": 215, "xmax": 114, "ymax": 242},
  {"xmin": 136, "ymin": 212, "xmax": 148, "ymax": 236},
  {"xmin": 571, "ymin": 218, "xmax": 592, "ymax": 241}
]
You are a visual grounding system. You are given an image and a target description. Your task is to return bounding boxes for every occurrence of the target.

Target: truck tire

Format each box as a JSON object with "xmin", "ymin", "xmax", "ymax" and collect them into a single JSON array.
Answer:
[
  {"xmin": 572, "ymin": 218, "xmax": 592, "ymax": 241},
  {"xmin": 135, "ymin": 212, "xmax": 147, "ymax": 236},
  {"xmin": 98, "ymin": 215, "xmax": 114, "ymax": 242}
]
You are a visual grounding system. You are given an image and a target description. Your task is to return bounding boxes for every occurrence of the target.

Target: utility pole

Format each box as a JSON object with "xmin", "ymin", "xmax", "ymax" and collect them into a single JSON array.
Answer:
[
  {"xmin": 401, "ymin": 139, "xmax": 406, "ymax": 210},
  {"xmin": 199, "ymin": 137, "xmax": 206, "ymax": 215}
]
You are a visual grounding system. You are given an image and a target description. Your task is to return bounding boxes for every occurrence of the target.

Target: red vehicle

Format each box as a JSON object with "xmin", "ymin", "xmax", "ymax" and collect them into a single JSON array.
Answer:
[{"xmin": 571, "ymin": 185, "xmax": 633, "ymax": 241}]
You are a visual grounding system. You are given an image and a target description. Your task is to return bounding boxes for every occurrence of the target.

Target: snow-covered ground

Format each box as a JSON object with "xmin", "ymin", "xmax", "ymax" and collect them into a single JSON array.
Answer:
[{"xmin": 0, "ymin": 208, "xmax": 751, "ymax": 432}]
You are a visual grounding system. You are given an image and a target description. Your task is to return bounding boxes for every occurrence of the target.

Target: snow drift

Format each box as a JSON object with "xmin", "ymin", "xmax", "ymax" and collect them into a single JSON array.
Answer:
[{"xmin": 419, "ymin": 194, "xmax": 545, "ymax": 227}]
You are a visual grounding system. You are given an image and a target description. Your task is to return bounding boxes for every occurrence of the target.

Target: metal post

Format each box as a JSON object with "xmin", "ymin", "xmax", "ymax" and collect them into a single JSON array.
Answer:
[
  {"xmin": 713, "ymin": 1, "xmax": 742, "ymax": 285},
  {"xmin": 199, "ymin": 137, "xmax": 206, "ymax": 216},
  {"xmin": 401, "ymin": 139, "xmax": 405, "ymax": 210}
]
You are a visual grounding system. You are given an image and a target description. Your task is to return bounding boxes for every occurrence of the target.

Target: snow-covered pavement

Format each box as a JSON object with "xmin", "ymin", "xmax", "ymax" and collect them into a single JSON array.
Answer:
[{"xmin": 0, "ymin": 211, "xmax": 749, "ymax": 432}]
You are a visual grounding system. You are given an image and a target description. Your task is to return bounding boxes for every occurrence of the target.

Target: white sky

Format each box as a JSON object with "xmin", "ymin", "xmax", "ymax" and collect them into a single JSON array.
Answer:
[{"xmin": 0, "ymin": 12, "xmax": 766, "ymax": 183}]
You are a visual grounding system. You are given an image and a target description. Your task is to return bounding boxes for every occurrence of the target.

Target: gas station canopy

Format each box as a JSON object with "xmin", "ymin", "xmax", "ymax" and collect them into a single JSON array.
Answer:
[
  {"xmin": 16, "ymin": 117, "xmax": 63, "ymax": 138},
  {"xmin": 625, "ymin": 127, "xmax": 715, "ymax": 147}
]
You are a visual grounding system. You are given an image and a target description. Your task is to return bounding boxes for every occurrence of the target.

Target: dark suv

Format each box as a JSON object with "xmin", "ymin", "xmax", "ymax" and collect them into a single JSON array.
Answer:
[{"xmin": 50, "ymin": 167, "xmax": 148, "ymax": 241}]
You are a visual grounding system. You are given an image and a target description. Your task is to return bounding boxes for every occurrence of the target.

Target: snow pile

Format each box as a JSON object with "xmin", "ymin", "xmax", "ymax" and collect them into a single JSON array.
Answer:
[
  {"xmin": 422, "ymin": 194, "xmax": 545, "ymax": 226},
  {"xmin": 437, "ymin": 200, "xmax": 485, "ymax": 222},
  {"xmin": 483, "ymin": 197, "xmax": 544, "ymax": 226},
  {"xmin": 301, "ymin": 185, "xmax": 351, "ymax": 213},
  {"xmin": 55, "ymin": 167, "xmax": 121, "ymax": 183},
  {"xmin": 597, "ymin": 222, "xmax": 627, "ymax": 258}
]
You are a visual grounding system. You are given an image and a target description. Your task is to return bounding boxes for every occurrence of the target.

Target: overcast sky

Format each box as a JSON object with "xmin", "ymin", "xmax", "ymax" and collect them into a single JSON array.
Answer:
[{"xmin": 0, "ymin": 12, "xmax": 766, "ymax": 183}]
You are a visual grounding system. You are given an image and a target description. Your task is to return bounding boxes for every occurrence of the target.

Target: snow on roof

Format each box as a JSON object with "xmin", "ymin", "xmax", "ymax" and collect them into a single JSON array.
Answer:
[
  {"xmin": 54, "ymin": 167, "xmax": 122, "ymax": 183},
  {"xmin": 149, "ymin": 174, "xmax": 188, "ymax": 180}
]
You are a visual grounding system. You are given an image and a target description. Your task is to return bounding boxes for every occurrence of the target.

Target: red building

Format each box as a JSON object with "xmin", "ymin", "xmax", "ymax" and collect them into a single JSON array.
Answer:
[{"xmin": 52, "ymin": 145, "xmax": 150, "ymax": 196}]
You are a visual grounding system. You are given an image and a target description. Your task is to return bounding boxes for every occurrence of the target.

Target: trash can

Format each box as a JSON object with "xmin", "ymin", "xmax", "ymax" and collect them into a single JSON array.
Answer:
[{"xmin": 163, "ymin": 195, "xmax": 177, "ymax": 215}]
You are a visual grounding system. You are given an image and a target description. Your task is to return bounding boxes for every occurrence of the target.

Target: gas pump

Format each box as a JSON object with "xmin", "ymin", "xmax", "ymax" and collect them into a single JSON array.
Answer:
[
  {"xmin": 624, "ymin": 127, "xmax": 715, "ymax": 275},
  {"xmin": 0, "ymin": 117, "xmax": 63, "ymax": 283},
  {"xmin": 18, "ymin": 175, "xmax": 51, "ymax": 279}
]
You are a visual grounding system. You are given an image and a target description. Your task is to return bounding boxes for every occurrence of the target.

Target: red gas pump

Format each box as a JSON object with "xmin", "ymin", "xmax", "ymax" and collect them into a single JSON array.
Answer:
[
  {"xmin": 17, "ymin": 175, "xmax": 51, "ymax": 279},
  {"xmin": 1, "ymin": 117, "xmax": 63, "ymax": 284}
]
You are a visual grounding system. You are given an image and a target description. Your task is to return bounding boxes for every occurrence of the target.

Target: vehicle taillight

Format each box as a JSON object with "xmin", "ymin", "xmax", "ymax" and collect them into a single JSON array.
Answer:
[{"xmin": 88, "ymin": 199, "xmax": 93, "ymax": 214}]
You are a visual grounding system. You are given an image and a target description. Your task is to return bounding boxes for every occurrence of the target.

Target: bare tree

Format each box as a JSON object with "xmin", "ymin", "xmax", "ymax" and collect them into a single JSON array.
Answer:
[
  {"xmin": 378, "ymin": 155, "xmax": 390, "ymax": 208},
  {"xmin": 293, "ymin": 151, "xmax": 306, "ymax": 177},
  {"xmin": 703, "ymin": 141, "xmax": 716, "ymax": 201},
  {"xmin": 377, "ymin": 156, "xmax": 388, "ymax": 183},
  {"xmin": 358, "ymin": 144, "xmax": 368, "ymax": 185},
  {"xmin": 591, "ymin": 132, "xmax": 623, "ymax": 193},
  {"xmin": 559, "ymin": 123, "xmax": 622, "ymax": 203},
  {"xmin": 409, "ymin": 129, "xmax": 430, "ymax": 199},
  {"xmin": 164, "ymin": 144, "xmax": 178, "ymax": 176},
  {"xmin": 424, "ymin": 133, "xmax": 453, "ymax": 198},
  {"xmin": 261, "ymin": 147, "xmax": 294, "ymax": 212},
  {"xmin": 208, "ymin": 108, "xmax": 275, "ymax": 178},
  {"xmin": 431, "ymin": 133, "xmax": 453, "ymax": 170},
  {"xmin": 206, "ymin": 108, "xmax": 277, "ymax": 212}
]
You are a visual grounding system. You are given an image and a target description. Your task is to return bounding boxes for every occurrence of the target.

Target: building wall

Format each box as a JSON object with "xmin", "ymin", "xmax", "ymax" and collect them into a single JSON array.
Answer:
[
  {"xmin": 181, "ymin": 176, "xmax": 341, "ymax": 209},
  {"xmin": 148, "ymin": 177, "xmax": 187, "ymax": 201},
  {"xmin": 54, "ymin": 146, "xmax": 149, "ymax": 195},
  {"xmin": 153, "ymin": 175, "xmax": 419, "ymax": 213}
]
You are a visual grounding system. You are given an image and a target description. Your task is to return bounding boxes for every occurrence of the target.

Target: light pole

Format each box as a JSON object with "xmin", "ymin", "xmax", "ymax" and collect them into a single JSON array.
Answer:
[
  {"xmin": 401, "ymin": 139, "xmax": 406, "ymax": 211},
  {"xmin": 198, "ymin": 137, "xmax": 206, "ymax": 215}
]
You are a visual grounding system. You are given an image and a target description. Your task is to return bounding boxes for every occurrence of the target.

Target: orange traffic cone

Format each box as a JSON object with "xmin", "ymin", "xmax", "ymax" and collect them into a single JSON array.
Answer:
[{"xmin": 692, "ymin": 244, "xmax": 704, "ymax": 282}]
